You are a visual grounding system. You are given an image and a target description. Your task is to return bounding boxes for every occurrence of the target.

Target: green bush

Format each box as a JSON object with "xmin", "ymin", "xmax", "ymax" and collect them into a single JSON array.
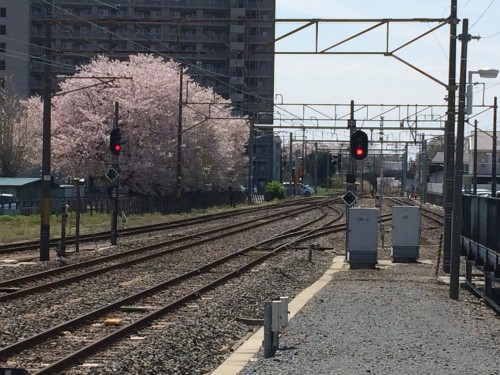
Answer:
[
  {"xmin": 330, "ymin": 176, "xmax": 344, "ymax": 189},
  {"xmin": 0, "ymin": 215, "xmax": 21, "ymax": 222},
  {"xmin": 264, "ymin": 181, "xmax": 286, "ymax": 201}
]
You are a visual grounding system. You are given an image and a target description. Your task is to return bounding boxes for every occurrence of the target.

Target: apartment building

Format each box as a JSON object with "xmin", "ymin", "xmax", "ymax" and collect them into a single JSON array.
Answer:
[
  {"xmin": 0, "ymin": 1, "xmax": 30, "ymax": 96},
  {"xmin": 2, "ymin": 0, "xmax": 278, "ymax": 186}
]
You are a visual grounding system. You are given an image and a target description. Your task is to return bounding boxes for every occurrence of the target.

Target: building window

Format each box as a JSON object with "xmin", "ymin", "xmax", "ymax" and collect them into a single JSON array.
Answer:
[
  {"xmin": 0, "ymin": 43, "xmax": 5, "ymax": 52},
  {"xmin": 0, "ymin": 8, "xmax": 6, "ymax": 17},
  {"xmin": 0, "ymin": 25, "xmax": 5, "ymax": 35},
  {"xmin": 0, "ymin": 61, "xmax": 5, "ymax": 70}
]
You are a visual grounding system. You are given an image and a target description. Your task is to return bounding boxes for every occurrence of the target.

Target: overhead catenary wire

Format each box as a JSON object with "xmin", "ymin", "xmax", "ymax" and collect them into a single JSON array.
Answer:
[
  {"xmin": 481, "ymin": 30, "xmax": 500, "ymax": 38},
  {"xmin": 8, "ymin": 1, "xmax": 498, "ymax": 119},
  {"xmin": 469, "ymin": 0, "xmax": 496, "ymax": 29}
]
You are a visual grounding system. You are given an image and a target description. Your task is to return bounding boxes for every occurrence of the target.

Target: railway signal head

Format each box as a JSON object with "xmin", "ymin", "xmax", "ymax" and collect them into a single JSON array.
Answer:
[
  {"xmin": 350, "ymin": 130, "xmax": 368, "ymax": 160},
  {"xmin": 110, "ymin": 128, "xmax": 122, "ymax": 156}
]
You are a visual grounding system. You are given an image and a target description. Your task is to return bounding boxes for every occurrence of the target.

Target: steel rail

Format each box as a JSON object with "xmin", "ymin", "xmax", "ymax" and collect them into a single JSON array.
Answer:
[
  {"xmin": 27, "ymin": 207, "xmax": 397, "ymax": 374},
  {"xmin": 0, "ymin": 201, "xmax": 334, "ymax": 301},
  {"xmin": 386, "ymin": 197, "xmax": 444, "ymax": 226},
  {"xmin": 0, "ymin": 205, "xmax": 335, "ymax": 367},
  {"xmin": 0, "ymin": 197, "xmax": 328, "ymax": 254}
]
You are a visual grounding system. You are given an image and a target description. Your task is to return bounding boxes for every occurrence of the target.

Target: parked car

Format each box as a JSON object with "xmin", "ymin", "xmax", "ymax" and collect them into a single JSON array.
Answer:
[
  {"xmin": 283, "ymin": 182, "xmax": 315, "ymax": 196},
  {"xmin": 304, "ymin": 184, "xmax": 315, "ymax": 194},
  {"xmin": 302, "ymin": 184, "xmax": 315, "ymax": 196}
]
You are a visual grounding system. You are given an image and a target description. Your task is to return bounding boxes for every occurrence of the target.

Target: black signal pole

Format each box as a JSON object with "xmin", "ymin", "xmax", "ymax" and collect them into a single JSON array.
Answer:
[
  {"xmin": 111, "ymin": 102, "xmax": 119, "ymax": 245},
  {"xmin": 176, "ymin": 67, "xmax": 183, "ymax": 199},
  {"xmin": 40, "ymin": 21, "xmax": 52, "ymax": 261},
  {"xmin": 348, "ymin": 100, "xmax": 355, "ymax": 192}
]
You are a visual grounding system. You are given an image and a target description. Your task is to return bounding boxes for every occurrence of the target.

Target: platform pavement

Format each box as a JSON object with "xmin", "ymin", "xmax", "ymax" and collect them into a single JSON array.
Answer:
[
  {"xmin": 211, "ymin": 255, "xmax": 500, "ymax": 375},
  {"xmin": 211, "ymin": 255, "xmax": 346, "ymax": 375}
]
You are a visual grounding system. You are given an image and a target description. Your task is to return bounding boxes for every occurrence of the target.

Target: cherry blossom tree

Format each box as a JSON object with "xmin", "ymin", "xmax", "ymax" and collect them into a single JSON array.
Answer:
[
  {"xmin": 0, "ymin": 78, "xmax": 42, "ymax": 176},
  {"xmin": 25, "ymin": 54, "xmax": 249, "ymax": 195}
]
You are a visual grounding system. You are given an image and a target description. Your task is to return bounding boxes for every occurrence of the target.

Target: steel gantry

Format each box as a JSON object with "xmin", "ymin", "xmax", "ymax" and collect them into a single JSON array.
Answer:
[{"xmin": 40, "ymin": 10, "xmax": 461, "ymax": 277}]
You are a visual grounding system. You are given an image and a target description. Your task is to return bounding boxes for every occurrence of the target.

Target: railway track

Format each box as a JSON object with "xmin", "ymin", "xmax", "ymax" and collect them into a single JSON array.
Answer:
[
  {"xmin": 0, "ymin": 202, "xmax": 344, "ymax": 373},
  {"xmin": 0, "ymin": 197, "xmax": 414, "ymax": 374},
  {"xmin": 0, "ymin": 200, "xmax": 334, "ymax": 301},
  {"xmin": 386, "ymin": 197, "xmax": 444, "ymax": 226},
  {"xmin": 0, "ymin": 196, "xmax": 331, "ymax": 255}
]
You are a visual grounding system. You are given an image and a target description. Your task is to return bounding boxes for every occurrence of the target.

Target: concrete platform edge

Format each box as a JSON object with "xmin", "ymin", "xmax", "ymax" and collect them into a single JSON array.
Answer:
[{"xmin": 210, "ymin": 255, "xmax": 346, "ymax": 375}]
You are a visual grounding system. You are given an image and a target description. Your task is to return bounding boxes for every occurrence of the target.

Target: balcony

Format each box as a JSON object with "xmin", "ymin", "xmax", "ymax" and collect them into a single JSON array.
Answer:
[
  {"xmin": 230, "ymin": 25, "xmax": 246, "ymax": 34},
  {"xmin": 230, "ymin": 8, "xmax": 245, "ymax": 18},
  {"xmin": 230, "ymin": 42, "xmax": 245, "ymax": 51}
]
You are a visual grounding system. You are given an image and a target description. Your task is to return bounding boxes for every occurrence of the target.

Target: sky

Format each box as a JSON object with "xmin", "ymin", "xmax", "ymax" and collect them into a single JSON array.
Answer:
[{"xmin": 273, "ymin": 0, "xmax": 500, "ymax": 156}]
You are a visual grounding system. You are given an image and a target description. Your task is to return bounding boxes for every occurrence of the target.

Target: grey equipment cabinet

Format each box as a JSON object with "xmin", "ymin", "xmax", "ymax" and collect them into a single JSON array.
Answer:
[
  {"xmin": 347, "ymin": 208, "xmax": 378, "ymax": 269},
  {"xmin": 391, "ymin": 206, "xmax": 420, "ymax": 262}
]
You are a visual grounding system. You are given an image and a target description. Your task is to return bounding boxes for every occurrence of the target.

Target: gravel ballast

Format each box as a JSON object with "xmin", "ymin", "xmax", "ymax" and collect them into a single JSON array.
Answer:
[
  {"xmin": 5, "ymin": 199, "xmax": 499, "ymax": 374},
  {"xmin": 238, "ymin": 216, "xmax": 500, "ymax": 375}
]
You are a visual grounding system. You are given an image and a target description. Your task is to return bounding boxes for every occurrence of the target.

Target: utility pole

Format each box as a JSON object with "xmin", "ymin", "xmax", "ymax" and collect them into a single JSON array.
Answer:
[
  {"xmin": 443, "ymin": 0, "xmax": 458, "ymax": 273},
  {"xmin": 177, "ymin": 67, "xmax": 184, "ymax": 199},
  {"xmin": 492, "ymin": 97, "xmax": 498, "ymax": 196},
  {"xmin": 326, "ymin": 153, "xmax": 330, "ymax": 190},
  {"xmin": 289, "ymin": 132, "xmax": 293, "ymax": 186},
  {"xmin": 403, "ymin": 143, "xmax": 408, "ymax": 196},
  {"xmin": 39, "ymin": 21, "xmax": 52, "ymax": 262},
  {"xmin": 421, "ymin": 134, "xmax": 427, "ymax": 204},
  {"xmin": 302, "ymin": 126, "xmax": 306, "ymax": 183},
  {"xmin": 450, "ymin": 18, "xmax": 473, "ymax": 300},
  {"xmin": 247, "ymin": 116, "xmax": 255, "ymax": 204},
  {"xmin": 379, "ymin": 117, "xmax": 384, "ymax": 199},
  {"xmin": 314, "ymin": 142, "xmax": 318, "ymax": 191},
  {"xmin": 473, "ymin": 119, "xmax": 478, "ymax": 195}
]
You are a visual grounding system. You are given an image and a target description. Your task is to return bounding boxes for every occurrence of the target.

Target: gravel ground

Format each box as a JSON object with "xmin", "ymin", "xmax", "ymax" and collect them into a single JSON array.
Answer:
[
  {"xmin": 6, "ymin": 199, "xmax": 496, "ymax": 374},
  {"xmin": 64, "ymin": 218, "xmax": 339, "ymax": 374},
  {"xmin": 238, "ymin": 201, "xmax": 500, "ymax": 375},
  {"xmin": 239, "ymin": 268, "xmax": 500, "ymax": 375}
]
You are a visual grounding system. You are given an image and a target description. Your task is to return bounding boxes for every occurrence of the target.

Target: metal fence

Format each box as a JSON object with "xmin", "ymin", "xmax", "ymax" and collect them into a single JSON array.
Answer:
[
  {"xmin": 462, "ymin": 195, "xmax": 500, "ymax": 252},
  {"xmin": 2, "ymin": 190, "xmax": 248, "ymax": 216}
]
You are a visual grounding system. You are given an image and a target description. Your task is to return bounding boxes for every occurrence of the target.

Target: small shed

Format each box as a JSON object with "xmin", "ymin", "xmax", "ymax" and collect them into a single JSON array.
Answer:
[{"xmin": 0, "ymin": 177, "xmax": 42, "ymax": 208}]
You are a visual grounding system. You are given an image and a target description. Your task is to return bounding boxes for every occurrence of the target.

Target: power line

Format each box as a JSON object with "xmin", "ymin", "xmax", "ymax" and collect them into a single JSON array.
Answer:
[
  {"xmin": 482, "ymin": 30, "xmax": 500, "ymax": 38},
  {"xmin": 470, "ymin": 0, "xmax": 496, "ymax": 29},
  {"xmin": 31, "ymin": 0, "xmax": 273, "ymax": 109},
  {"xmin": 14, "ymin": 0, "xmax": 266, "ymax": 106}
]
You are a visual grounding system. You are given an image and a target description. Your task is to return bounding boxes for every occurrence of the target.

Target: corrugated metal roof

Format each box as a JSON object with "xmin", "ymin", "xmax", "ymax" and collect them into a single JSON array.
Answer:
[{"xmin": 0, "ymin": 177, "xmax": 41, "ymax": 187}]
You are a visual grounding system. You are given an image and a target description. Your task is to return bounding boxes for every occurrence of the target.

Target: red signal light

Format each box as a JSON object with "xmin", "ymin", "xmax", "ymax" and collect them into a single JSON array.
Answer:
[
  {"xmin": 350, "ymin": 130, "xmax": 368, "ymax": 160},
  {"xmin": 110, "ymin": 128, "xmax": 122, "ymax": 156}
]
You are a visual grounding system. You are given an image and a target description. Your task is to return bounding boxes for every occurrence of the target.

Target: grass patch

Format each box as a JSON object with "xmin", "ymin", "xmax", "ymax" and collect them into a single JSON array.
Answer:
[{"xmin": 0, "ymin": 203, "xmax": 259, "ymax": 244}]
